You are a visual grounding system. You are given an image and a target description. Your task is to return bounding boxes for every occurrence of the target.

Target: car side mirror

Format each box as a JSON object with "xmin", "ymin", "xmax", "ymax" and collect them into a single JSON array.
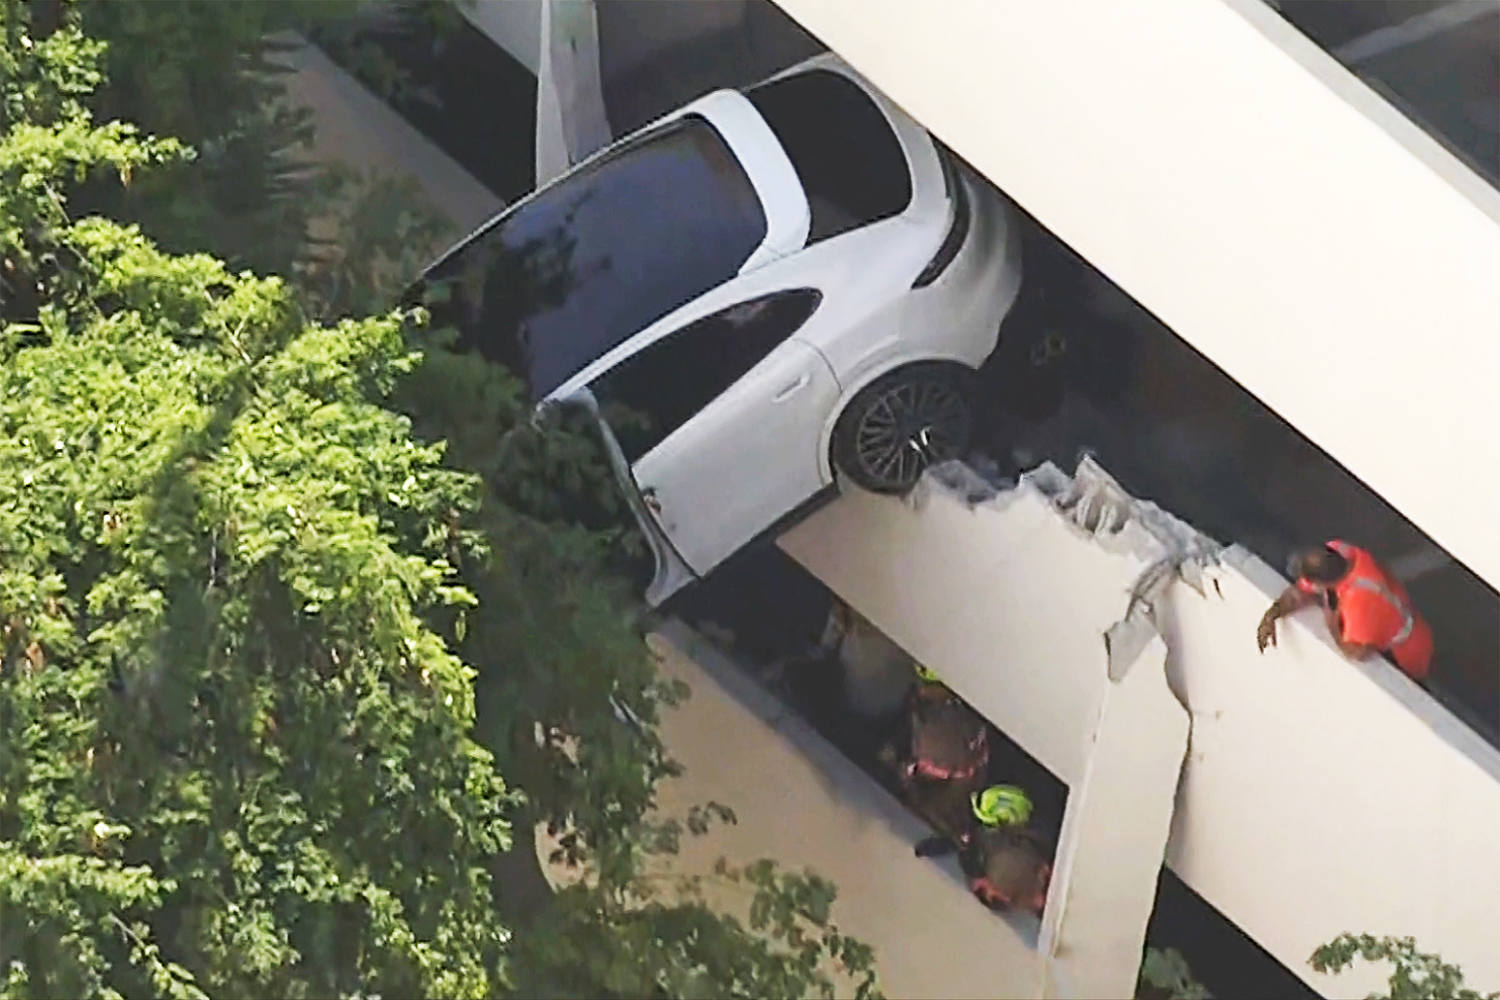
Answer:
[{"xmin": 532, "ymin": 389, "xmax": 604, "ymax": 432}]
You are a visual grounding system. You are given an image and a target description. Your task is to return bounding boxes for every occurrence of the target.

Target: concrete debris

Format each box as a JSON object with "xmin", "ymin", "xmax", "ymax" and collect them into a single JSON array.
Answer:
[
  {"xmin": 938, "ymin": 454, "xmax": 1218, "ymax": 559},
  {"xmin": 926, "ymin": 458, "xmax": 1008, "ymax": 506},
  {"xmin": 1103, "ymin": 614, "xmax": 1160, "ymax": 683},
  {"xmin": 1023, "ymin": 456, "xmax": 1224, "ymax": 607},
  {"xmin": 926, "ymin": 456, "xmax": 1225, "ymax": 604},
  {"xmin": 922, "ymin": 455, "xmax": 1227, "ymax": 680}
]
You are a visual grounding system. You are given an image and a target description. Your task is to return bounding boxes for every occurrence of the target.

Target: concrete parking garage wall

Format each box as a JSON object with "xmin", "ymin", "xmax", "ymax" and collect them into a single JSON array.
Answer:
[
  {"xmin": 779, "ymin": 464, "xmax": 1500, "ymax": 998},
  {"xmin": 641, "ymin": 616, "xmax": 1186, "ymax": 1000},
  {"xmin": 768, "ymin": 0, "xmax": 1500, "ymax": 597},
  {"xmin": 275, "ymin": 38, "xmax": 500, "ymax": 235},
  {"xmin": 640, "ymin": 623, "xmax": 1047, "ymax": 1000}
]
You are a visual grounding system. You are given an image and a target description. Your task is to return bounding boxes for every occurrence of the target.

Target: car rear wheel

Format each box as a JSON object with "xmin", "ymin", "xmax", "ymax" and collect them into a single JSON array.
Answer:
[{"xmin": 832, "ymin": 363, "xmax": 974, "ymax": 494}]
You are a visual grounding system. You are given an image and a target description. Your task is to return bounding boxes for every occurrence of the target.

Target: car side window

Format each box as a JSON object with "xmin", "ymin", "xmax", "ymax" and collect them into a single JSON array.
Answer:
[{"xmin": 593, "ymin": 288, "xmax": 823, "ymax": 463}]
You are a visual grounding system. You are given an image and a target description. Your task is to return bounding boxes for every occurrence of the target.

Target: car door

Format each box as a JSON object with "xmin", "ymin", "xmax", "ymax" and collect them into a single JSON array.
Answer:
[{"xmin": 590, "ymin": 288, "xmax": 837, "ymax": 592}]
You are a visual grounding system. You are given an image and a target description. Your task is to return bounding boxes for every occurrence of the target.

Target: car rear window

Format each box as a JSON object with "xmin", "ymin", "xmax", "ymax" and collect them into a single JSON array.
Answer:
[
  {"xmin": 747, "ymin": 69, "xmax": 912, "ymax": 242},
  {"xmin": 415, "ymin": 114, "xmax": 767, "ymax": 400}
]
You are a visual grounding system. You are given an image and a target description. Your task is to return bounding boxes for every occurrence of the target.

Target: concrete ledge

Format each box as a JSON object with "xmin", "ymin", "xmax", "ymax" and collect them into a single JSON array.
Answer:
[{"xmin": 781, "ymin": 459, "xmax": 1500, "ymax": 997}]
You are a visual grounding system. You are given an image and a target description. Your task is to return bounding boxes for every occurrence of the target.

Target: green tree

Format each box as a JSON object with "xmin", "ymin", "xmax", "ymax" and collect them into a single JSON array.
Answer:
[
  {"xmin": 0, "ymin": 225, "xmax": 512, "ymax": 998},
  {"xmin": 1133, "ymin": 934, "xmax": 1496, "ymax": 1000},
  {"xmin": 1312, "ymin": 935, "xmax": 1498, "ymax": 1000},
  {"xmin": 1, "ymin": 4, "xmax": 879, "ymax": 996},
  {"xmin": 3, "ymin": 11, "xmax": 510, "ymax": 988},
  {"xmin": 1137, "ymin": 946, "xmax": 1213, "ymax": 1000}
]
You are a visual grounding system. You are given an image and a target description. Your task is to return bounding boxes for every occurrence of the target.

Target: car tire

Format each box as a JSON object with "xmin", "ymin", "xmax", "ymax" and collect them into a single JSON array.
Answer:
[{"xmin": 832, "ymin": 362, "xmax": 975, "ymax": 495}]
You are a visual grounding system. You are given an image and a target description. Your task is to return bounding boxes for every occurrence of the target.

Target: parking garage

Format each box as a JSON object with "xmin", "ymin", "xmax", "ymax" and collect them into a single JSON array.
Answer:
[
  {"xmin": 295, "ymin": 2, "xmax": 1500, "ymax": 995},
  {"xmin": 323, "ymin": 0, "xmax": 1499, "ymax": 740}
]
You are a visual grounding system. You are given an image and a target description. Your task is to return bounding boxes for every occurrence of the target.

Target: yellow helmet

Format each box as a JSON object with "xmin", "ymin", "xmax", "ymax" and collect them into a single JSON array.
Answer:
[
  {"xmin": 971, "ymin": 784, "xmax": 1034, "ymax": 828},
  {"xmin": 914, "ymin": 663, "xmax": 941, "ymax": 684}
]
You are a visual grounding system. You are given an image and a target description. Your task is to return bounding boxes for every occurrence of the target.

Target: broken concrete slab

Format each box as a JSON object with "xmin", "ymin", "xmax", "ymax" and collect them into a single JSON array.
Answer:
[
  {"xmin": 1041, "ymin": 632, "xmax": 1188, "ymax": 999},
  {"xmin": 781, "ymin": 456, "xmax": 1500, "ymax": 997},
  {"xmin": 793, "ymin": 459, "xmax": 1193, "ymax": 999}
]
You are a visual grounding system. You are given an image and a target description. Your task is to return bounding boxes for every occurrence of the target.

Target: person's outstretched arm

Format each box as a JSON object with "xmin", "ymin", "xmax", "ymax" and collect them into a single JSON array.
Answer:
[{"xmin": 1257, "ymin": 585, "xmax": 1315, "ymax": 652}]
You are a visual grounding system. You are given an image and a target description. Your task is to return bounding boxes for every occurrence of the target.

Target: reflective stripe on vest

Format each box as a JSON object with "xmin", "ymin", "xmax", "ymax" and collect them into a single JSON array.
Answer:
[
  {"xmin": 1347, "ymin": 576, "xmax": 1415, "ymax": 645},
  {"xmin": 910, "ymin": 730, "xmax": 989, "ymax": 782},
  {"xmin": 1327, "ymin": 541, "xmax": 1415, "ymax": 646}
]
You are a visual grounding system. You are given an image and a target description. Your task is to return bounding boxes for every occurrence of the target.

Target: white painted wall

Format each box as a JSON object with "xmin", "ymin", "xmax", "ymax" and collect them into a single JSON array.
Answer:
[
  {"xmin": 780, "ymin": 464, "xmax": 1500, "ymax": 997},
  {"xmin": 1165, "ymin": 547, "xmax": 1500, "ymax": 997},
  {"xmin": 768, "ymin": 0, "xmax": 1500, "ymax": 596},
  {"xmin": 779, "ymin": 470, "xmax": 1158, "ymax": 789}
]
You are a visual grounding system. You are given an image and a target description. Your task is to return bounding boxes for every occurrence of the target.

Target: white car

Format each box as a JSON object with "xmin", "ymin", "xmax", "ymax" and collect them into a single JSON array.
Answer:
[{"xmin": 413, "ymin": 55, "xmax": 1022, "ymax": 605}]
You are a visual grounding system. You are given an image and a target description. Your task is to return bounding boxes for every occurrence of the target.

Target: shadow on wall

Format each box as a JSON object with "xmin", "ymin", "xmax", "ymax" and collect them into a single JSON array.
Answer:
[{"xmin": 308, "ymin": 4, "xmax": 539, "ymax": 203}]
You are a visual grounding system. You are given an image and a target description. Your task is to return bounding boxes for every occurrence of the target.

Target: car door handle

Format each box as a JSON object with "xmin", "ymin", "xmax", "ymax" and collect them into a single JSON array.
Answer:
[{"xmin": 772, "ymin": 373, "xmax": 811, "ymax": 403}]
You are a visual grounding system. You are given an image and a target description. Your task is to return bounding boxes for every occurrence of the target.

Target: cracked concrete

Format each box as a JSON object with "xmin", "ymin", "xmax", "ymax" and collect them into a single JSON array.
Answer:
[
  {"xmin": 781, "ymin": 455, "xmax": 1500, "ymax": 998},
  {"xmin": 927, "ymin": 456, "xmax": 1225, "ymax": 688}
]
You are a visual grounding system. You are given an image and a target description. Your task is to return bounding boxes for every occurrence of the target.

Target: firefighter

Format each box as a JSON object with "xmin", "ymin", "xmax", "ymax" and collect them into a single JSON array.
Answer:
[
  {"xmin": 1256, "ymin": 540, "xmax": 1434, "ymax": 683},
  {"xmin": 962, "ymin": 784, "xmax": 1052, "ymax": 916},
  {"xmin": 879, "ymin": 664, "xmax": 991, "ymax": 857},
  {"xmin": 910, "ymin": 662, "xmax": 956, "ymax": 710}
]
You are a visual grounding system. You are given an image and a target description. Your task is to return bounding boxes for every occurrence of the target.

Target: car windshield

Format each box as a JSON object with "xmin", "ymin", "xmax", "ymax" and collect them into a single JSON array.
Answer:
[{"xmin": 415, "ymin": 114, "xmax": 768, "ymax": 400}]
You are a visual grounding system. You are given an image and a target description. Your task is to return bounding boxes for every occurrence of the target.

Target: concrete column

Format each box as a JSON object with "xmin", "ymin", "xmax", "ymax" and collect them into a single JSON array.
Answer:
[
  {"xmin": 1039, "ymin": 628, "xmax": 1189, "ymax": 999},
  {"xmin": 535, "ymin": 0, "xmax": 612, "ymax": 184},
  {"xmin": 459, "ymin": 0, "xmax": 543, "ymax": 75}
]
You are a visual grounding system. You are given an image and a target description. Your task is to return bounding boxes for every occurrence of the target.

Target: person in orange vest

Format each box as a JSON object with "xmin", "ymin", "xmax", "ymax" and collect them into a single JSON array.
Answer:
[{"xmin": 1256, "ymin": 540, "xmax": 1433, "ymax": 682}]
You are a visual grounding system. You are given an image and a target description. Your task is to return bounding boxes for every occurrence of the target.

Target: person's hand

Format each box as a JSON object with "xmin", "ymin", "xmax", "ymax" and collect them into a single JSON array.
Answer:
[{"xmin": 1256, "ymin": 608, "xmax": 1279, "ymax": 652}]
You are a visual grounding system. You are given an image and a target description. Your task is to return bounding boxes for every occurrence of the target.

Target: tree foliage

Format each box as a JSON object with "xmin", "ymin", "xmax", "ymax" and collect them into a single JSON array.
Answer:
[
  {"xmin": 0, "ymin": 226, "xmax": 511, "ymax": 998},
  {"xmin": 513, "ymin": 853, "xmax": 879, "ymax": 1000},
  {"xmin": 1137, "ymin": 946, "xmax": 1213, "ymax": 1000},
  {"xmin": 1134, "ymin": 934, "xmax": 1495, "ymax": 1000},
  {"xmin": 1, "ymin": 3, "xmax": 879, "ymax": 996},
  {"xmin": 1311, "ymin": 934, "xmax": 1497, "ymax": 1000}
]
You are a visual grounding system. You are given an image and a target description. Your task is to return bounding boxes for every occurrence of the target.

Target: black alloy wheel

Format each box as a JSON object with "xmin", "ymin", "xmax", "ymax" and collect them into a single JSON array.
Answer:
[{"xmin": 833, "ymin": 364, "xmax": 974, "ymax": 494}]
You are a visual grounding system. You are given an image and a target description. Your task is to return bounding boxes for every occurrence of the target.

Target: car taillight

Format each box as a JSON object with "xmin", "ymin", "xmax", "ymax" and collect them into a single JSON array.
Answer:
[{"xmin": 912, "ymin": 144, "xmax": 971, "ymax": 289}]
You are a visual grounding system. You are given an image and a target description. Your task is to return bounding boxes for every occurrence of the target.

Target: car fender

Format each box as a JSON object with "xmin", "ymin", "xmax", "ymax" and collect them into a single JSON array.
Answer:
[{"xmin": 814, "ymin": 351, "xmax": 980, "ymax": 484}]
